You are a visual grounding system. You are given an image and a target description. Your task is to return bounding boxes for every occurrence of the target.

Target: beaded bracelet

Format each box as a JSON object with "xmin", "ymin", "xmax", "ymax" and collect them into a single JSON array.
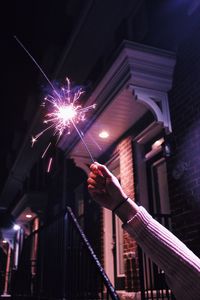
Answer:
[{"xmin": 112, "ymin": 197, "xmax": 129, "ymax": 213}]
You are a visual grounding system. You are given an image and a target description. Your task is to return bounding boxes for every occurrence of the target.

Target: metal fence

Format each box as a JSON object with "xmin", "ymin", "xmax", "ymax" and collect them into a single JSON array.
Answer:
[
  {"xmin": 138, "ymin": 214, "xmax": 176, "ymax": 300},
  {"xmin": 12, "ymin": 207, "xmax": 119, "ymax": 300}
]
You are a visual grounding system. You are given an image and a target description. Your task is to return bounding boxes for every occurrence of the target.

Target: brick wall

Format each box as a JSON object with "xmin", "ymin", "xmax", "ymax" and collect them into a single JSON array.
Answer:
[
  {"xmin": 167, "ymin": 24, "xmax": 200, "ymax": 256},
  {"xmin": 118, "ymin": 137, "xmax": 140, "ymax": 291}
]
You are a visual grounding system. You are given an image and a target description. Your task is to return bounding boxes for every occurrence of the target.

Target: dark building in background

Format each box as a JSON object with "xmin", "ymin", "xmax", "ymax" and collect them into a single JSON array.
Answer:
[
  {"xmin": 0, "ymin": 1, "xmax": 200, "ymax": 299},
  {"xmin": 168, "ymin": 27, "xmax": 200, "ymax": 257}
]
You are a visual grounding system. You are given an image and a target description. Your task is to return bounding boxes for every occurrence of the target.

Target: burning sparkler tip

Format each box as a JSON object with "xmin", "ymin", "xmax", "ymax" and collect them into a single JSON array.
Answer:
[{"xmin": 31, "ymin": 136, "xmax": 37, "ymax": 147}]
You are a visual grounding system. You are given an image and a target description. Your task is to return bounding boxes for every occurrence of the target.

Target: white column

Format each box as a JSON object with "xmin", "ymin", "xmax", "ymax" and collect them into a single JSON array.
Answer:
[{"xmin": 2, "ymin": 244, "xmax": 12, "ymax": 297}]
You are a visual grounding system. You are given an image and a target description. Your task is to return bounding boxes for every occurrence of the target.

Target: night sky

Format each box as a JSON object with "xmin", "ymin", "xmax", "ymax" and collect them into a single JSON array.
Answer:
[{"xmin": 0, "ymin": 1, "xmax": 74, "ymax": 188}]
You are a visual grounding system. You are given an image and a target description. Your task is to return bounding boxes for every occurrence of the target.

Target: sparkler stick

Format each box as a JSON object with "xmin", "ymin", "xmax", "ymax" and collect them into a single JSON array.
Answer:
[
  {"xmin": 14, "ymin": 36, "xmax": 96, "ymax": 163},
  {"xmin": 71, "ymin": 120, "xmax": 95, "ymax": 163},
  {"xmin": 14, "ymin": 36, "xmax": 56, "ymax": 92}
]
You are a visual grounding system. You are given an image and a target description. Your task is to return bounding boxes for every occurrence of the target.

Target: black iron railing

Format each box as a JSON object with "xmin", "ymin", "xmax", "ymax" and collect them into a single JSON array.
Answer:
[
  {"xmin": 12, "ymin": 207, "xmax": 119, "ymax": 300},
  {"xmin": 138, "ymin": 214, "xmax": 176, "ymax": 300}
]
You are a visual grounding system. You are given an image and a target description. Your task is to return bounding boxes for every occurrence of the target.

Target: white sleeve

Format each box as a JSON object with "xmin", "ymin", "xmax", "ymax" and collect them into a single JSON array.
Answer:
[{"xmin": 122, "ymin": 206, "xmax": 200, "ymax": 300}]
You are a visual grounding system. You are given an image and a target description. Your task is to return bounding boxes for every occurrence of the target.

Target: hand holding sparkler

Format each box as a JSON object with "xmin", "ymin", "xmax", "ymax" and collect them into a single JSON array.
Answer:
[
  {"xmin": 88, "ymin": 162, "xmax": 139, "ymax": 222},
  {"xmin": 88, "ymin": 162, "xmax": 128, "ymax": 210}
]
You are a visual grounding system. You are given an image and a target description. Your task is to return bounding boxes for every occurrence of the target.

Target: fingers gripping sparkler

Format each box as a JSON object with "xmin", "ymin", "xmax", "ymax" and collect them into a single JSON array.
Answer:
[{"xmin": 15, "ymin": 36, "xmax": 96, "ymax": 163}]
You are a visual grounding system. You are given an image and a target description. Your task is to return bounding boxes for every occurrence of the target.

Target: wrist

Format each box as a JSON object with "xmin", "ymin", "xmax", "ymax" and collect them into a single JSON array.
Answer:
[
  {"xmin": 112, "ymin": 197, "xmax": 129, "ymax": 213},
  {"xmin": 115, "ymin": 197, "xmax": 139, "ymax": 223}
]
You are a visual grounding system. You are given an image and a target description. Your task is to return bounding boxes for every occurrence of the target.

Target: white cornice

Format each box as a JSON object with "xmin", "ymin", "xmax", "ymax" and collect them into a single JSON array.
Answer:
[{"xmin": 61, "ymin": 40, "xmax": 176, "ymax": 162}]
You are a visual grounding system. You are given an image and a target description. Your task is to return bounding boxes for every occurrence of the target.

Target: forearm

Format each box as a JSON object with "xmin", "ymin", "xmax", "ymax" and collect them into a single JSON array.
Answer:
[
  {"xmin": 121, "ymin": 206, "xmax": 200, "ymax": 299},
  {"xmin": 88, "ymin": 162, "xmax": 200, "ymax": 299}
]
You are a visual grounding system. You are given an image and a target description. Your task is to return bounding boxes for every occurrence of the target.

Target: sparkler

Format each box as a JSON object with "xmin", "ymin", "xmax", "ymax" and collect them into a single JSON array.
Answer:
[
  {"xmin": 14, "ymin": 36, "xmax": 96, "ymax": 163},
  {"xmin": 31, "ymin": 77, "xmax": 96, "ymax": 163}
]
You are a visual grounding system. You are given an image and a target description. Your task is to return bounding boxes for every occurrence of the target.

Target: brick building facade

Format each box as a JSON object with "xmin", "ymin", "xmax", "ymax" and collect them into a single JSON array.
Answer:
[
  {"xmin": 118, "ymin": 137, "xmax": 139, "ymax": 292},
  {"xmin": 168, "ymin": 24, "xmax": 200, "ymax": 257}
]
